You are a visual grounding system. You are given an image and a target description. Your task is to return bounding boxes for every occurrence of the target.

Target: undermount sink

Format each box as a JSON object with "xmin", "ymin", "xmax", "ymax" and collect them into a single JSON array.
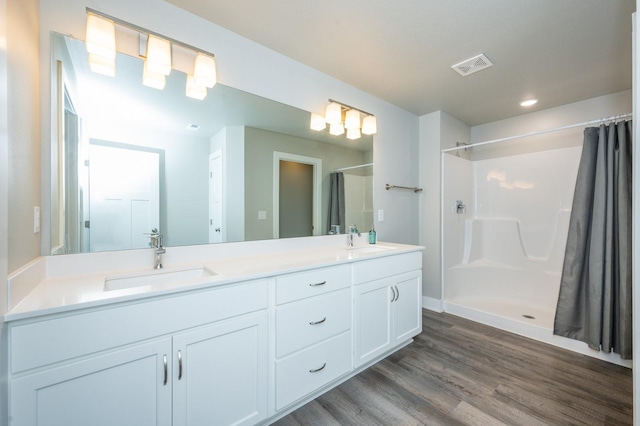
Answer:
[
  {"xmin": 346, "ymin": 245, "xmax": 396, "ymax": 257},
  {"xmin": 104, "ymin": 266, "xmax": 217, "ymax": 291}
]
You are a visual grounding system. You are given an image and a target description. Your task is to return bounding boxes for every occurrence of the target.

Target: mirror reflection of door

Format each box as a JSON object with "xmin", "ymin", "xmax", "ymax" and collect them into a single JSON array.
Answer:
[
  {"xmin": 209, "ymin": 150, "xmax": 224, "ymax": 243},
  {"xmin": 279, "ymin": 160, "xmax": 313, "ymax": 238},
  {"xmin": 88, "ymin": 143, "xmax": 160, "ymax": 252}
]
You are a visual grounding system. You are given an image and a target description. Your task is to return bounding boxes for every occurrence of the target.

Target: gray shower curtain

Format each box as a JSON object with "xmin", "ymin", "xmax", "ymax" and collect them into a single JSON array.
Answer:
[
  {"xmin": 327, "ymin": 172, "xmax": 345, "ymax": 234},
  {"xmin": 553, "ymin": 120, "xmax": 632, "ymax": 360}
]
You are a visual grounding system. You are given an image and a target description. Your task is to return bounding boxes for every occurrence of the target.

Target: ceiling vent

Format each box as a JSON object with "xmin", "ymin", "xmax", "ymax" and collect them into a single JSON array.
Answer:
[{"xmin": 451, "ymin": 54, "xmax": 493, "ymax": 77}]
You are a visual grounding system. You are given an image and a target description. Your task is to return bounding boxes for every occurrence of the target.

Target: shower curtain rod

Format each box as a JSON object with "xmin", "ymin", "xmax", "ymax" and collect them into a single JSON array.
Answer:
[
  {"xmin": 333, "ymin": 163, "xmax": 373, "ymax": 172},
  {"xmin": 441, "ymin": 113, "xmax": 632, "ymax": 153}
]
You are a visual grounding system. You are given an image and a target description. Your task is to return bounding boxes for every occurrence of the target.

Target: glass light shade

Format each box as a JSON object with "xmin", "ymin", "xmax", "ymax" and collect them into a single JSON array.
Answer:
[
  {"xmin": 146, "ymin": 35, "xmax": 172, "ymax": 76},
  {"xmin": 310, "ymin": 113, "xmax": 326, "ymax": 131},
  {"xmin": 142, "ymin": 61, "xmax": 166, "ymax": 90},
  {"xmin": 362, "ymin": 115, "xmax": 377, "ymax": 135},
  {"xmin": 344, "ymin": 109, "xmax": 360, "ymax": 130},
  {"xmin": 88, "ymin": 53, "xmax": 116, "ymax": 77},
  {"xmin": 186, "ymin": 74, "xmax": 207, "ymax": 100},
  {"xmin": 346, "ymin": 127, "xmax": 361, "ymax": 140},
  {"xmin": 325, "ymin": 102, "xmax": 342, "ymax": 125},
  {"xmin": 193, "ymin": 53, "xmax": 217, "ymax": 88},
  {"xmin": 329, "ymin": 122, "xmax": 345, "ymax": 136},
  {"xmin": 86, "ymin": 14, "xmax": 116, "ymax": 60}
]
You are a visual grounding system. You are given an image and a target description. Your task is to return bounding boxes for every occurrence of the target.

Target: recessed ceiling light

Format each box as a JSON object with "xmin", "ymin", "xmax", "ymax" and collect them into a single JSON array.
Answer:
[{"xmin": 520, "ymin": 99, "xmax": 538, "ymax": 107}]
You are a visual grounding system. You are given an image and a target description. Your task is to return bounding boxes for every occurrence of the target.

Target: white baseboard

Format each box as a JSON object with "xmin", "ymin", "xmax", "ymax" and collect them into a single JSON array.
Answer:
[{"xmin": 422, "ymin": 296, "xmax": 443, "ymax": 312}]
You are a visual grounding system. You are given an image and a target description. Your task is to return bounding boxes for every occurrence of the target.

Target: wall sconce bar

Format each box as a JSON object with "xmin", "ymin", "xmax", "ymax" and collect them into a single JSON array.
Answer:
[
  {"xmin": 327, "ymin": 98, "xmax": 373, "ymax": 117},
  {"xmin": 86, "ymin": 8, "xmax": 216, "ymax": 59}
]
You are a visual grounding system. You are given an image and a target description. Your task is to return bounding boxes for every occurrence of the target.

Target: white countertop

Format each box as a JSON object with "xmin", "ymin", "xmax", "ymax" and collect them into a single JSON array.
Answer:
[{"xmin": 6, "ymin": 242, "xmax": 423, "ymax": 322}]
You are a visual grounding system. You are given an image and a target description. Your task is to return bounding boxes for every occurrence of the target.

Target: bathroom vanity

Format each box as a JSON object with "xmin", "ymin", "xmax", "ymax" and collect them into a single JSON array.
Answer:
[{"xmin": 6, "ymin": 241, "xmax": 422, "ymax": 426}]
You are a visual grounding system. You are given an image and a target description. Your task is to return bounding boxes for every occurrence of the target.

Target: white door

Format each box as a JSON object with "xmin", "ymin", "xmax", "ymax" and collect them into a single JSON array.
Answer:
[
  {"xmin": 11, "ymin": 339, "xmax": 172, "ymax": 426},
  {"xmin": 88, "ymin": 144, "xmax": 160, "ymax": 252},
  {"xmin": 209, "ymin": 151, "xmax": 223, "ymax": 243},
  {"xmin": 172, "ymin": 312, "xmax": 268, "ymax": 426}
]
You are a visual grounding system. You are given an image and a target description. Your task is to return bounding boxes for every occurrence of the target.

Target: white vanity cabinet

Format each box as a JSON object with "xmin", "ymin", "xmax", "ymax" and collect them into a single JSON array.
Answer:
[
  {"xmin": 353, "ymin": 252, "xmax": 422, "ymax": 367},
  {"xmin": 274, "ymin": 265, "xmax": 353, "ymax": 410},
  {"xmin": 8, "ymin": 280, "xmax": 268, "ymax": 426}
]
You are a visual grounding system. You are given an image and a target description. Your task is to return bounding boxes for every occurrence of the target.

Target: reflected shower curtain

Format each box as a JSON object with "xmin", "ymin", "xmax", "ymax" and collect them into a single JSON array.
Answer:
[
  {"xmin": 554, "ymin": 121, "xmax": 632, "ymax": 359},
  {"xmin": 327, "ymin": 172, "xmax": 345, "ymax": 234}
]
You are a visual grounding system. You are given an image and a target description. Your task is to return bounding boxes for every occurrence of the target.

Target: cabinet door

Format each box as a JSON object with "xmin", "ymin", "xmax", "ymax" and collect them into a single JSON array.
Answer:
[
  {"xmin": 354, "ymin": 278, "xmax": 393, "ymax": 367},
  {"xmin": 11, "ymin": 338, "xmax": 172, "ymax": 426},
  {"xmin": 172, "ymin": 311, "xmax": 268, "ymax": 426},
  {"xmin": 393, "ymin": 271, "xmax": 423, "ymax": 344}
]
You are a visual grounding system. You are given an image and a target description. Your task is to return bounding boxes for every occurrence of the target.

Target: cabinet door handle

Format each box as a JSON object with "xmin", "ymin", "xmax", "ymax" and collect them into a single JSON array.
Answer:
[
  {"xmin": 309, "ymin": 317, "xmax": 327, "ymax": 325},
  {"xmin": 309, "ymin": 362, "xmax": 327, "ymax": 373},
  {"xmin": 390, "ymin": 286, "xmax": 397, "ymax": 302},
  {"xmin": 395, "ymin": 285, "xmax": 400, "ymax": 302},
  {"xmin": 178, "ymin": 350, "xmax": 183, "ymax": 380},
  {"xmin": 309, "ymin": 281, "xmax": 327, "ymax": 287},
  {"xmin": 163, "ymin": 354, "xmax": 168, "ymax": 386}
]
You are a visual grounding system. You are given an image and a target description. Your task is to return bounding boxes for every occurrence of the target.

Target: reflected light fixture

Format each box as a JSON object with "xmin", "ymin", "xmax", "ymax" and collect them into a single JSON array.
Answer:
[
  {"xmin": 330, "ymin": 122, "xmax": 345, "ymax": 136},
  {"xmin": 310, "ymin": 99, "xmax": 377, "ymax": 140},
  {"xmin": 142, "ymin": 61, "xmax": 166, "ymax": 90},
  {"xmin": 85, "ymin": 13, "xmax": 116, "ymax": 76},
  {"xmin": 310, "ymin": 113, "xmax": 326, "ymax": 131},
  {"xmin": 186, "ymin": 74, "xmax": 208, "ymax": 100},
  {"xmin": 146, "ymin": 35, "xmax": 172, "ymax": 76},
  {"xmin": 193, "ymin": 53, "xmax": 217, "ymax": 88}
]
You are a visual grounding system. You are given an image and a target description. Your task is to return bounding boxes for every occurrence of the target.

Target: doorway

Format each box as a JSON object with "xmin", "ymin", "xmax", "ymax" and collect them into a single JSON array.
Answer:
[{"xmin": 272, "ymin": 152, "xmax": 322, "ymax": 238}]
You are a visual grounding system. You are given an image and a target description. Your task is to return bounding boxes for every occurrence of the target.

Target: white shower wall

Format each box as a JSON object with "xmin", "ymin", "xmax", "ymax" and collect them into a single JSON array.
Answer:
[{"xmin": 443, "ymin": 146, "xmax": 582, "ymax": 329}]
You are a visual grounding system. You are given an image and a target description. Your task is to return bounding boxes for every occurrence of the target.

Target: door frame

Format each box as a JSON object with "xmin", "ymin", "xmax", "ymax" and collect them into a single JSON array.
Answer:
[{"xmin": 272, "ymin": 152, "xmax": 322, "ymax": 239}]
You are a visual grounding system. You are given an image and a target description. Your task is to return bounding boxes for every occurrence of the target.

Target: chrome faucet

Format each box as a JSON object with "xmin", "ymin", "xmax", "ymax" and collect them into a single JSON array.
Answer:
[
  {"xmin": 347, "ymin": 225, "xmax": 361, "ymax": 247},
  {"xmin": 148, "ymin": 228, "xmax": 165, "ymax": 269}
]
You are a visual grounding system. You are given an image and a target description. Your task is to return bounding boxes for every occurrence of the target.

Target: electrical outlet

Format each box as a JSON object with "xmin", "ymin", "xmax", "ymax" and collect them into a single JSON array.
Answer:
[
  {"xmin": 33, "ymin": 206, "xmax": 40, "ymax": 234},
  {"xmin": 378, "ymin": 209, "xmax": 384, "ymax": 222},
  {"xmin": 258, "ymin": 211, "xmax": 267, "ymax": 220}
]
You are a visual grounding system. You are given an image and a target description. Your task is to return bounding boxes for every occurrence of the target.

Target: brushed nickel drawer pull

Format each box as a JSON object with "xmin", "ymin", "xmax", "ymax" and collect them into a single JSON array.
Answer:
[
  {"xmin": 163, "ymin": 354, "xmax": 168, "ymax": 386},
  {"xmin": 395, "ymin": 285, "xmax": 400, "ymax": 301},
  {"xmin": 309, "ymin": 281, "xmax": 327, "ymax": 287},
  {"xmin": 309, "ymin": 362, "xmax": 327, "ymax": 373},
  {"xmin": 177, "ymin": 350, "xmax": 183, "ymax": 380},
  {"xmin": 309, "ymin": 317, "xmax": 327, "ymax": 325},
  {"xmin": 391, "ymin": 286, "xmax": 397, "ymax": 302}
]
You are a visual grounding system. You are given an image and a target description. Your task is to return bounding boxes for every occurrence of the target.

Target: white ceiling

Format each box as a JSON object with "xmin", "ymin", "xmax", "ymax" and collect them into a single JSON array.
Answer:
[{"xmin": 166, "ymin": 0, "xmax": 635, "ymax": 126}]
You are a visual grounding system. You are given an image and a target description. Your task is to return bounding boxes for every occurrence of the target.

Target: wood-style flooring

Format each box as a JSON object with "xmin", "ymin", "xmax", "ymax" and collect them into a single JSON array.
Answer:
[{"xmin": 274, "ymin": 309, "xmax": 633, "ymax": 425}]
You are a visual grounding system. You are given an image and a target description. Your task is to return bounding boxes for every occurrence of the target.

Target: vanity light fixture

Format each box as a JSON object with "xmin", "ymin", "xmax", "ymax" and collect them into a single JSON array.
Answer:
[
  {"xmin": 310, "ymin": 99, "xmax": 377, "ymax": 140},
  {"xmin": 85, "ymin": 9, "xmax": 217, "ymax": 100},
  {"xmin": 145, "ymin": 35, "xmax": 172, "ymax": 76},
  {"xmin": 85, "ymin": 13, "xmax": 116, "ymax": 76},
  {"xmin": 193, "ymin": 53, "xmax": 217, "ymax": 88}
]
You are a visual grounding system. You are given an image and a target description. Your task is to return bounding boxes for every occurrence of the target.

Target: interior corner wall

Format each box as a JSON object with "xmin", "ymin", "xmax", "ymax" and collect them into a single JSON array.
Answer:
[
  {"xmin": 0, "ymin": 0, "xmax": 9, "ymax": 422},
  {"xmin": 7, "ymin": 0, "xmax": 40, "ymax": 274},
  {"xmin": 418, "ymin": 111, "xmax": 470, "ymax": 302}
]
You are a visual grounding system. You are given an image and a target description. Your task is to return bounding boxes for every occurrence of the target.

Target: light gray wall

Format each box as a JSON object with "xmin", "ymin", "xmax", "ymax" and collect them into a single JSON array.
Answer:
[
  {"xmin": 418, "ymin": 111, "xmax": 470, "ymax": 303},
  {"xmin": 8, "ymin": 0, "xmax": 40, "ymax": 273},
  {"xmin": 244, "ymin": 127, "xmax": 369, "ymax": 240}
]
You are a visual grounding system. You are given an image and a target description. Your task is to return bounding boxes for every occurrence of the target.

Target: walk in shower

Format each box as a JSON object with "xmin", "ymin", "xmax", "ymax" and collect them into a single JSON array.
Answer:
[{"xmin": 441, "ymin": 116, "xmax": 632, "ymax": 366}]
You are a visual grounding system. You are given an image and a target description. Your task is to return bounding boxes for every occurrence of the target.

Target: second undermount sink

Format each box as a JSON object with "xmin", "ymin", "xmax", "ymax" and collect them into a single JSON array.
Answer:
[{"xmin": 104, "ymin": 266, "xmax": 217, "ymax": 291}]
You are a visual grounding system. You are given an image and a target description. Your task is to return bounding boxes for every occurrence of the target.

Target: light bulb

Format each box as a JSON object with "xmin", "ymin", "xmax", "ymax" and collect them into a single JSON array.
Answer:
[
  {"xmin": 330, "ymin": 122, "xmax": 345, "ymax": 136},
  {"xmin": 344, "ymin": 109, "xmax": 360, "ymax": 130},
  {"xmin": 310, "ymin": 113, "xmax": 326, "ymax": 131},
  {"xmin": 362, "ymin": 115, "xmax": 377, "ymax": 135},
  {"xmin": 193, "ymin": 53, "xmax": 217, "ymax": 88},
  {"xmin": 146, "ymin": 35, "xmax": 172, "ymax": 76},
  {"xmin": 325, "ymin": 102, "xmax": 342, "ymax": 125},
  {"xmin": 186, "ymin": 74, "xmax": 207, "ymax": 100}
]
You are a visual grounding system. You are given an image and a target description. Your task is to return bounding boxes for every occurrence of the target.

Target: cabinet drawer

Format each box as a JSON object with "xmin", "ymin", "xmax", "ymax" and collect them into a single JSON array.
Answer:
[
  {"xmin": 275, "ymin": 332, "xmax": 352, "ymax": 410},
  {"xmin": 276, "ymin": 289, "xmax": 351, "ymax": 357},
  {"xmin": 353, "ymin": 251, "xmax": 422, "ymax": 284},
  {"xmin": 276, "ymin": 265, "xmax": 350, "ymax": 304},
  {"xmin": 10, "ymin": 280, "xmax": 267, "ymax": 374}
]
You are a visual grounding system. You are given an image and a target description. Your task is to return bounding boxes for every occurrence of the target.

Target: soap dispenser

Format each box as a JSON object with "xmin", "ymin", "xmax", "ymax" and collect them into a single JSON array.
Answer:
[{"xmin": 368, "ymin": 227, "xmax": 377, "ymax": 244}]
